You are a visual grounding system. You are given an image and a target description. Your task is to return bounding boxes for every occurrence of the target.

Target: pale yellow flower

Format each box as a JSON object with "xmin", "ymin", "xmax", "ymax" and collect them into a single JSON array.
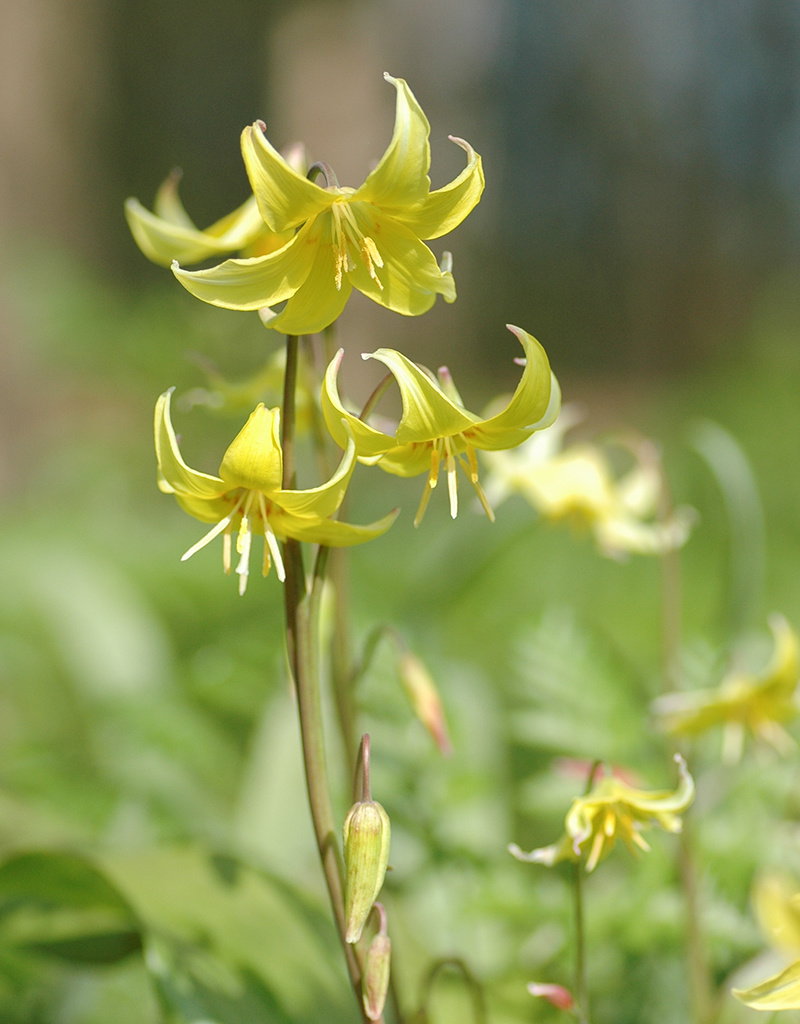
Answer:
[
  {"xmin": 653, "ymin": 614, "xmax": 800, "ymax": 761},
  {"xmin": 509, "ymin": 755, "xmax": 694, "ymax": 872}
]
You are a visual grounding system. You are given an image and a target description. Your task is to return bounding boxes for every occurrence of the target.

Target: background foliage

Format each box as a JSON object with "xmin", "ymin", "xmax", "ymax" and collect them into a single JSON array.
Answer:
[{"xmin": 1, "ymin": 2, "xmax": 799, "ymax": 1022}]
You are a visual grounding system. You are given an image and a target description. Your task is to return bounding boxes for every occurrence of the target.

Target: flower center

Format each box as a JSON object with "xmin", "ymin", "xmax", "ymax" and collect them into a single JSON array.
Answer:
[
  {"xmin": 180, "ymin": 488, "xmax": 285, "ymax": 594},
  {"xmin": 330, "ymin": 199, "xmax": 384, "ymax": 291},
  {"xmin": 413, "ymin": 436, "xmax": 496, "ymax": 528}
]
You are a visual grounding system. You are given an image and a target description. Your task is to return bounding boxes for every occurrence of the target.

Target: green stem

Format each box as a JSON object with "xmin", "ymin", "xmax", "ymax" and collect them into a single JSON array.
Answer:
[
  {"xmin": 279, "ymin": 334, "xmax": 376, "ymax": 1022},
  {"xmin": 572, "ymin": 861, "xmax": 589, "ymax": 1024},
  {"xmin": 657, "ymin": 468, "xmax": 714, "ymax": 1024}
]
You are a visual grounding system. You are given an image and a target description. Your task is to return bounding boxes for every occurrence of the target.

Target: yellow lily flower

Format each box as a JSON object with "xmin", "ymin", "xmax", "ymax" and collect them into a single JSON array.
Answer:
[
  {"xmin": 321, "ymin": 325, "xmax": 559, "ymax": 526},
  {"xmin": 733, "ymin": 874, "xmax": 800, "ymax": 1010},
  {"xmin": 509, "ymin": 755, "xmax": 694, "ymax": 872},
  {"xmin": 481, "ymin": 413, "xmax": 694, "ymax": 558},
  {"xmin": 125, "ymin": 164, "xmax": 298, "ymax": 267},
  {"xmin": 653, "ymin": 614, "xmax": 800, "ymax": 761},
  {"xmin": 155, "ymin": 390, "xmax": 397, "ymax": 594},
  {"xmin": 172, "ymin": 73, "xmax": 484, "ymax": 335}
]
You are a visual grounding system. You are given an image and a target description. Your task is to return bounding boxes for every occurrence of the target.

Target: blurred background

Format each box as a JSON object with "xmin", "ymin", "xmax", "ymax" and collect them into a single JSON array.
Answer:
[{"xmin": 1, "ymin": 2, "xmax": 799, "ymax": 1022}]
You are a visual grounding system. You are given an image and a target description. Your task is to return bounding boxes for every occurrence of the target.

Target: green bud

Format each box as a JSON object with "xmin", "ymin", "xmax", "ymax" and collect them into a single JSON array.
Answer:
[
  {"xmin": 362, "ymin": 931, "xmax": 391, "ymax": 1020},
  {"xmin": 343, "ymin": 800, "xmax": 390, "ymax": 943}
]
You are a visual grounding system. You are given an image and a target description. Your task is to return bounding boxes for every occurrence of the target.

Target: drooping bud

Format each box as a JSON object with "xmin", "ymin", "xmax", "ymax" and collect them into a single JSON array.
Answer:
[
  {"xmin": 397, "ymin": 650, "xmax": 453, "ymax": 755},
  {"xmin": 362, "ymin": 907, "xmax": 391, "ymax": 1021},
  {"xmin": 343, "ymin": 799, "xmax": 391, "ymax": 943}
]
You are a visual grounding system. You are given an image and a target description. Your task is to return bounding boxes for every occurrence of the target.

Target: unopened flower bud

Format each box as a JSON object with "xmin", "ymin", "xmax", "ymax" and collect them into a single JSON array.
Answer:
[
  {"xmin": 343, "ymin": 800, "xmax": 391, "ymax": 943},
  {"xmin": 362, "ymin": 930, "xmax": 391, "ymax": 1020},
  {"xmin": 398, "ymin": 651, "xmax": 453, "ymax": 755}
]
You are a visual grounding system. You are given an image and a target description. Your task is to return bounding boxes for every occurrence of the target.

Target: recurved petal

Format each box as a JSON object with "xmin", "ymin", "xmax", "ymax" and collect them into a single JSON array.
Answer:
[
  {"xmin": 172, "ymin": 217, "xmax": 318, "ymax": 310},
  {"xmin": 465, "ymin": 327, "xmax": 556, "ymax": 450},
  {"xmin": 366, "ymin": 348, "xmax": 476, "ymax": 443},
  {"xmin": 352, "ymin": 74, "xmax": 431, "ymax": 213},
  {"xmin": 348, "ymin": 209, "xmax": 456, "ymax": 316},
  {"xmin": 763, "ymin": 614, "xmax": 800, "ymax": 690},
  {"xmin": 321, "ymin": 350, "xmax": 397, "ymax": 458},
  {"xmin": 620, "ymin": 755, "xmax": 695, "ymax": 818},
  {"xmin": 733, "ymin": 959, "xmax": 800, "ymax": 1010},
  {"xmin": 277, "ymin": 423, "xmax": 359, "ymax": 519},
  {"xmin": 242, "ymin": 121, "xmax": 333, "ymax": 233},
  {"xmin": 219, "ymin": 405, "xmax": 284, "ymax": 493},
  {"xmin": 155, "ymin": 389, "xmax": 226, "ymax": 499},
  {"xmin": 273, "ymin": 507, "xmax": 400, "ymax": 547},
  {"xmin": 126, "ymin": 171, "xmax": 268, "ymax": 266},
  {"xmin": 392, "ymin": 137, "xmax": 484, "ymax": 240}
]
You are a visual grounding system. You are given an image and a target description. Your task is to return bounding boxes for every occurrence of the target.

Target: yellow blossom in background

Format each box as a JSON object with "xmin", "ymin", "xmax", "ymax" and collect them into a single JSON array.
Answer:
[
  {"xmin": 733, "ymin": 873, "xmax": 800, "ymax": 1010},
  {"xmin": 481, "ymin": 409, "xmax": 694, "ymax": 558},
  {"xmin": 509, "ymin": 754, "xmax": 694, "ymax": 872},
  {"xmin": 155, "ymin": 390, "xmax": 397, "ymax": 594},
  {"xmin": 321, "ymin": 325, "xmax": 559, "ymax": 525},
  {"xmin": 125, "ymin": 151, "xmax": 305, "ymax": 265},
  {"xmin": 653, "ymin": 614, "xmax": 800, "ymax": 762},
  {"xmin": 171, "ymin": 74, "xmax": 484, "ymax": 335}
]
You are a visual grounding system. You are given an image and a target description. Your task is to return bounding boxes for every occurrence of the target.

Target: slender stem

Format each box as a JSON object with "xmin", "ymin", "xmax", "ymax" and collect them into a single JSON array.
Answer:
[
  {"xmin": 573, "ymin": 861, "xmax": 589, "ymax": 1024},
  {"xmin": 279, "ymin": 334, "xmax": 376, "ymax": 1022},
  {"xmin": 657, "ymin": 468, "xmax": 713, "ymax": 1024}
]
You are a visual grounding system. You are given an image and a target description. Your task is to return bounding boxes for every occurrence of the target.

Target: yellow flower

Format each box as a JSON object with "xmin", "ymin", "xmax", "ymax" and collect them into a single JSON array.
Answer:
[
  {"xmin": 125, "ymin": 162, "xmax": 299, "ymax": 266},
  {"xmin": 321, "ymin": 325, "xmax": 559, "ymax": 526},
  {"xmin": 172, "ymin": 74, "xmax": 484, "ymax": 334},
  {"xmin": 733, "ymin": 874, "xmax": 800, "ymax": 1010},
  {"xmin": 155, "ymin": 390, "xmax": 397, "ymax": 594},
  {"xmin": 653, "ymin": 614, "xmax": 800, "ymax": 761},
  {"xmin": 509, "ymin": 755, "xmax": 694, "ymax": 872},
  {"xmin": 481, "ymin": 411, "xmax": 694, "ymax": 558}
]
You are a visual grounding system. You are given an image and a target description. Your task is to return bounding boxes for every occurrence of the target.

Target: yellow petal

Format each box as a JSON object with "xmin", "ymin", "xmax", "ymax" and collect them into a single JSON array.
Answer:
[
  {"xmin": 271, "ymin": 507, "xmax": 399, "ymax": 547},
  {"xmin": 218, "ymin": 405, "xmax": 283, "ymax": 492},
  {"xmin": 172, "ymin": 217, "xmax": 318, "ymax": 310},
  {"xmin": 154, "ymin": 390, "xmax": 226, "ymax": 499},
  {"xmin": 365, "ymin": 348, "xmax": 476, "ymax": 443},
  {"xmin": 352, "ymin": 74, "xmax": 431, "ymax": 213},
  {"xmin": 260, "ymin": 222, "xmax": 354, "ymax": 335},
  {"xmin": 241, "ymin": 121, "xmax": 333, "ymax": 233},
  {"xmin": 321, "ymin": 350, "xmax": 397, "ymax": 459},
  {"xmin": 733, "ymin": 958, "xmax": 800, "ymax": 1009},
  {"xmin": 277, "ymin": 424, "xmax": 357, "ymax": 519},
  {"xmin": 347, "ymin": 208, "xmax": 456, "ymax": 315},
  {"xmin": 392, "ymin": 136, "xmax": 485, "ymax": 240},
  {"xmin": 465, "ymin": 326, "xmax": 555, "ymax": 450}
]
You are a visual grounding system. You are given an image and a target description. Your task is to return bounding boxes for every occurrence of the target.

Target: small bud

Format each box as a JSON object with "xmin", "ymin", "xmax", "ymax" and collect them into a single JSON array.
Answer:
[
  {"xmin": 362, "ymin": 930, "xmax": 391, "ymax": 1020},
  {"xmin": 527, "ymin": 982, "xmax": 574, "ymax": 1011},
  {"xmin": 343, "ymin": 800, "xmax": 391, "ymax": 943},
  {"xmin": 398, "ymin": 651, "xmax": 453, "ymax": 755}
]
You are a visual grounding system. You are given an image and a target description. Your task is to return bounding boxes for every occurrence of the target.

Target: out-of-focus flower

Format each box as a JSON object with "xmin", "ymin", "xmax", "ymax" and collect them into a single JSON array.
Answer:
[
  {"xmin": 172, "ymin": 74, "xmax": 484, "ymax": 335},
  {"xmin": 653, "ymin": 614, "xmax": 800, "ymax": 762},
  {"xmin": 481, "ymin": 413, "xmax": 694, "ymax": 558},
  {"xmin": 509, "ymin": 754, "xmax": 694, "ymax": 872},
  {"xmin": 322, "ymin": 325, "xmax": 559, "ymax": 525},
  {"xmin": 125, "ymin": 155, "xmax": 303, "ymax": 265},
  {"xmin": 733, "ymin": 873, "xmax": 800, "ymax": 1010},
  {"xmin": 155, "ymin": 389, "xmax": 397, "ymax": 594}
]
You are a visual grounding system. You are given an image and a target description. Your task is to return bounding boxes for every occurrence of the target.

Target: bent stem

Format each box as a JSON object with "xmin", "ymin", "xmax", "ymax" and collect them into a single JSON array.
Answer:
[{"xmin": 279, "ymin": 334, "xmax": 377, "ymax": 1022}]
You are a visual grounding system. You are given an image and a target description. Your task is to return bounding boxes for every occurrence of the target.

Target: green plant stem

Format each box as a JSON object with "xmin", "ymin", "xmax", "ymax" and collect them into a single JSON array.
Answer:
[
  {"xmin": 657, "ymin": 479, "xmax": 714, "ymax": 1024},
  {"xmin": 279, "ymin": 334, "xmax": 377, "ymax": 1022},
  {"xmin": 573, "ymin": 861, "xmax": 589, "ymax": 1024}
]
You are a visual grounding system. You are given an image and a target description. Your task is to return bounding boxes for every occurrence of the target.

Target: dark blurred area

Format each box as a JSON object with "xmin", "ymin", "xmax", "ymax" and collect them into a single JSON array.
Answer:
[{"xmin": 2, "ymin": 0, "xmax": 798, "ymax": 376}]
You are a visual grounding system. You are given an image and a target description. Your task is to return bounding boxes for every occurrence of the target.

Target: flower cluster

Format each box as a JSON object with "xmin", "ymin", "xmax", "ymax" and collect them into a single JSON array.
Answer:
[{"xmin": 128, "ymin": 73, "xmax": 566, "ymax": 590}]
